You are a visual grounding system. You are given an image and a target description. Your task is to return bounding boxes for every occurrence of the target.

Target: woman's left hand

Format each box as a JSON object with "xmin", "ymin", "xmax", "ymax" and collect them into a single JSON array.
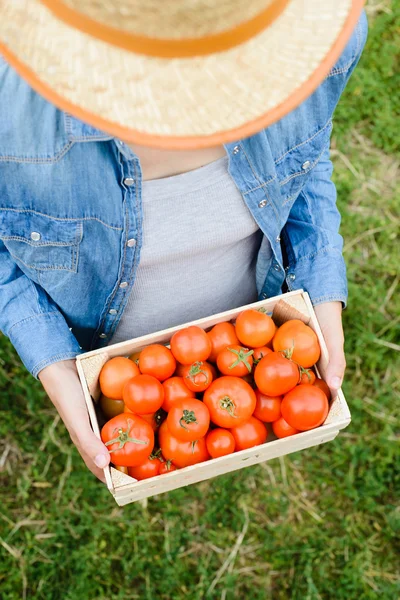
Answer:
[{"xmin": 313, "ymin": 301, "xmax": 346, "ymax": 396}]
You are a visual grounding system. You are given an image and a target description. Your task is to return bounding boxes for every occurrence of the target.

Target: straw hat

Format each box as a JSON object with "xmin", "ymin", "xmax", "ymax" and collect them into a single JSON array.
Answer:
[{"xmin": 0, "ymin": 0, "xmax": 364, "ymax": 149}]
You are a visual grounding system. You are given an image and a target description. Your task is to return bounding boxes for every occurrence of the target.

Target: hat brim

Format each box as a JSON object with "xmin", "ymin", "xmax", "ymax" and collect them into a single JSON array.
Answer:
[{"xmin": 0, "ymin": 0, "xmax": 364, "ymax": 149}]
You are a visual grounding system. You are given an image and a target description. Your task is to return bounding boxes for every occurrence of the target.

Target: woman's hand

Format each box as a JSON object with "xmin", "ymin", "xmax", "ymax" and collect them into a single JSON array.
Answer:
[
  {"xmin": 39, "ymin": 359, "xmax": 110, "ymax": 482},
  {"xmin": 313, "ymin": 301, "xmax": 346, "ymax": 396}
]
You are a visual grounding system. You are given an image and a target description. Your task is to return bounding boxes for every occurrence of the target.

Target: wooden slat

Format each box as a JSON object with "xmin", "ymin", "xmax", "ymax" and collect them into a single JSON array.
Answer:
[
  {"xmin": 114, "ymin": 429, "xmax": 340, "ymax": 506},
  {"xmin": 76, "ymin": 289, "xmax": 305, "ymax": 362},
  {"xmin": 76, "ymin": 358, "xmax": 114, "ymax": 492}
]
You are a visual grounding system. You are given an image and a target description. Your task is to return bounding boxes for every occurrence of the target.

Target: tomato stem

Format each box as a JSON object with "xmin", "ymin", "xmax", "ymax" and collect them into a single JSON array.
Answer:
[
  {"xmin": 299, "ymin": 366, "xmax": 313, "ymax": 383},
  {"xmin": 105, "ymin": 421, "xmax": 148, "ymax": 453},
  {"xmin": 228, "ymin": 347, "xmax": 254, "ymax": 373},
  {"xmin": 186, "ymin": 361, "xmax": 209, "ymax": 387},
  {"xmin": 179, "ymin": 409, "xmax": 198, "ymax": 430},
  {"xmin": 219, "ymin": 396, "xmax": 237, "ymax": 417},
  {"xmin": 253, "ymin": 352, "xmax": 266, "ymax": 366},
  {"xmin": 281, "ymin": 340, "xmax": 295, "ymax": 361}
]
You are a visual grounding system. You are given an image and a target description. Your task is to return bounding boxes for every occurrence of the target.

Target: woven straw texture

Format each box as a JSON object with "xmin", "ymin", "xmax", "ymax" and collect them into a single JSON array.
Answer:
[
  {"xmin": 58, "ymin": 0, "xmax": 272, "ymax": 38},
  {"xmin": 0, "ymin": 0, "xmax": 353, "ymax": 140}
]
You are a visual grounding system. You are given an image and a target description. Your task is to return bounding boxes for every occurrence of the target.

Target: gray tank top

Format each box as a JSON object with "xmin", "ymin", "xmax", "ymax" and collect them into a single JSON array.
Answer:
[{"xmin": 111, "ymin": 156, "xmax": 269, "ymax": 344}]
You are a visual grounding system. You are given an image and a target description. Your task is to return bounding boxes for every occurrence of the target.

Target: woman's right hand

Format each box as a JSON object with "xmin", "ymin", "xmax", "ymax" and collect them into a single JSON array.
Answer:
[{"xmin": 39, "ymin": 359, "xmax": 110, "ymax": 482}]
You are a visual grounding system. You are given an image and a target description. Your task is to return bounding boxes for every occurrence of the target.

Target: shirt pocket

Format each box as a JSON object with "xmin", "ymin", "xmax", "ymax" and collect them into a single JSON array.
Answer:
[
  {"xmin": 275, "ymin": 120, "xmax": 333, "ymax": 207},
  {"xmin": 0, "ymin": 210, "xmax": 83, "ymax": 272}
]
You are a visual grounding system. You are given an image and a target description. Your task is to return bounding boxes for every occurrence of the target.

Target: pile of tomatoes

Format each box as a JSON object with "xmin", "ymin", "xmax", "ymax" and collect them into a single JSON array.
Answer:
[{"xmin": 98, "ymin": 309, "xmax": 331, "ymax": 481}]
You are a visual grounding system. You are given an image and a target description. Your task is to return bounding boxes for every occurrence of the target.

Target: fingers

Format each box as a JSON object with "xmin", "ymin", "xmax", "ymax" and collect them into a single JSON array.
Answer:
[
  {"xmin": 66, "ymin": 402, "xmax": 110, "ymax": 481},
  {"xmin": 78, "ymin": 447, "xmax": 108, "ymax": 483},
  {"xmin": 40, "ymin": 360, "xmax": 110, "ymax": 483},
  {"xmin": 325, "ymin": 345, "xmax": 346, "ymax": 392},
  {"xmin": 313, "ymin": 302, "xmax": 346, "ymax": 394},
  {"xmin": 72, "ymin": 418, "xmax": 110, "ymax": 482}
]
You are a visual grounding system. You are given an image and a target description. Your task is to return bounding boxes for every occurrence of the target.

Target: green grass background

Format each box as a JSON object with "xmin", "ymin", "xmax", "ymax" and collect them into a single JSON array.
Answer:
[{"xmin": 1, "ymin": 3, "xmax": 399, "ymax": 598}]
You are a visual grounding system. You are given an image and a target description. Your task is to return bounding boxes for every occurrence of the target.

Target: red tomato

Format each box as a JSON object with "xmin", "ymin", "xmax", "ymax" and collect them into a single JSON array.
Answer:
[
  {"xmin": 123, "ymin": 374, "xmax": 164, "ymax": 414},
  {"xmin": 254, "ymin": 352, "xmax": 299, "ymax": 396},
  {"xmin": 217, "ymin": 345, "xmax": 254, "ymax": 377},
  {"xmin": 207, "ymin": 322, "xmax": 239, "ymax": 363},
  {"xmin": 281, "ymin": 384, "xmax": 329, "ymax": 431},
  {"xmin": 99, "ymin": 357, "xmax": 140, "ymax": 400},
  {"xmin": 299, "ymin": 368, "xmax": 316, "ymax": 385},
  {"xmin": 159, "ymin": 460, "xmax": 177, "ymax": 474},
  {"xmin": 181, "ymin": 361, "xmax": 214, "ymax": 392},
  {"xmin": 167, "ymin": 398, "xmax": 210, "ymax": 442},
  {"xmin": 139, "ymin": 412, "xmax": 158, "ymax": 431},
  {"xmin": 206, "ymin": 429, "xmax": 235, "ymax": 458},
  {"xmin": 162, "ymin": 376, "xmax": 195, "ymax": 412},
  {"xmin": 203, "ymin": 376, "xmax": 256, "ymax": 428},
  {"xmin": 253, "ymin": 346, "xmax": 273, "ymax": 364},
  {"xmin": 273, "ymin": 319, "xmax": 321, "ymax": 368},
  {"xmin": 230, "ymin": 416, "xmax": 267, "ymax": 451},
  {"xmin": 138, "ymin": 344, "xmax": 176, "ymax": 381},
  {"xmin": 101, "ymin": 414, "xmax": 154, "ymax": 467},
  {"xmin": 207, "ymin": 362, "xmax": 218, "ymax": 381},
  {"xmin": 125, "ymin": 410, "xmax": 165, "ymax": 432},
  {"xmin": 114, "ymin": 465, "xmax": 129, "ymax": 475},
  {"xmin": 272, "ymin": 417, "xmax": 299, "ymax": 439},
  {"xmin": 313, "ymin": 378, "xmax": 332, "ymax": 402},
  {"xmin": 174, "ymin": 363, "xmax": 187, "ymax": 377},
  {"xmin": 158, "ymin": 421, "xmax": 209, "ymax": 468},
  {"xmin": 128, "ymin": 456, "xmax": 162, "ymax": 480},
  {"xmin": 129, "ymin": 351, "xmax": 141, "ymax": 365},
  {"xmin": 253, "ymin": 390, "xmax": 282, "ymax": 422},
  {"xmin": 170, "ymin": 326, "xmax": 211, "ymax": 364},
  {"xmin": 235, "ymin": 309, "xmax": 276, "ymax": 348},
  {"xmin": 99, "ymin": 395, "xmax": 125, "ymax": 420}
]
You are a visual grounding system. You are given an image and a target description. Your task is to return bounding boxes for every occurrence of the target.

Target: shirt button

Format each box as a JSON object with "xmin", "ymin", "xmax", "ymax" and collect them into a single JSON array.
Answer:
[
  {"xmin": 302, "ymin": 160, "xmax": 311, "ymax": 170},
  {"xmin": 258, "ymin": 199, "xmax": 267, "ymax": 208},
  {"xmin": 261, "ymin": 293, "xmax": 267, "ymax": 299},
  {"xmin": 99, "ymin": 333, "xmax": 107, "ymax": 339},
  {"xmin": 233, "ymin": 145, "xmax": 240, "ymax": 155},
  {"xmin": 127, "ymin": 238, "xmax": 136, "ymax": 247},
  {"xmin": 124, "ymin": 177, "xmax": 134, "ymax": 187},
  {"xmin": 109, "ymin": 309, "xmax": 118, "ymax": 315},
  {"xmin": 274, "ymin": 264, "xmax": 281, "ymax": 272},
  {"xmin": 276, "ymin": 236, "xmax": 281, "ymax": 242},
  {"xmin": 288, "ymin": 273, "xmax": 296, "ymax": 281},
  {"xmin": 31, "ymin": 231, "xmax": 41, "ymax": 241},
  {"xmin": 119, "ymin": 281, "xmax": 128, "ymax": 289}
]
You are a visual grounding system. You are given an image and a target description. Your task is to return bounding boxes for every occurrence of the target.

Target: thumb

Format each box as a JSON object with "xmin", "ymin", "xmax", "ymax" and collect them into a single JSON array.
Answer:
[
  {"xmin": 325, "ymin": 344, "xmax": 346, "ymax": 392},
  {"xmin": 313, "ymin": 302, "xmax": 346, "ymax": 393},
  {"xmin": 74, "ymin": 417, "xmax": 111, "ymax": 470}
]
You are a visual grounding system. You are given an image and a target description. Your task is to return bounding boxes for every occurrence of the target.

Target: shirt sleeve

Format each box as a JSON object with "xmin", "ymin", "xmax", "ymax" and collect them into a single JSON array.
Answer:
[
  {"xmin": 0, "ymin": 242, "xmax": 82, "ymax": 378},
  {"xmin": 281, "ymin": 146, "xmax": 348, "ymax": 307},
  {"xmin": 281, "ymin": 11, "xmax": 368, "ymax": 307}
]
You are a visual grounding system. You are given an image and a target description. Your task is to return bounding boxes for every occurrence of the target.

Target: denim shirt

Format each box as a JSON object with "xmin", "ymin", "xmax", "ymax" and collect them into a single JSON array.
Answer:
[{"xmin": 0, "ymin": 13, "xmax": 367, "ymax": 378}]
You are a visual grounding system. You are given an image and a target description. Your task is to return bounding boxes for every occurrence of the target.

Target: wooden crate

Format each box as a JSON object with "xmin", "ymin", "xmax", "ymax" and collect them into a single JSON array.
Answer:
[{"xmin": 76, "ymin": 290, "xmax": 350, "ymax": 506}]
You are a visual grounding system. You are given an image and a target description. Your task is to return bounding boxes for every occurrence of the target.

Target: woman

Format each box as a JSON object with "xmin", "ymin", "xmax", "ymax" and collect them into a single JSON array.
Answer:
[{"xmin": 0, "ymin": 1, "xmax": 367, "ymax": 481}]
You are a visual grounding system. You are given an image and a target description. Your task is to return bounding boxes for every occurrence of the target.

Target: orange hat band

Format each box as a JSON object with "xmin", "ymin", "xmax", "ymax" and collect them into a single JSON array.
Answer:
[{"xmin": 38, "ymin": 0, "xmax": 290, "ymax": 58}]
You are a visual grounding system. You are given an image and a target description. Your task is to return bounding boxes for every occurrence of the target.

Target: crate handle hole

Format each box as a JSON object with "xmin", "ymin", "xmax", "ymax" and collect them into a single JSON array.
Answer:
[{"xmin": 242, "ymin": 457, "xmax": 250, "ymax": 462}]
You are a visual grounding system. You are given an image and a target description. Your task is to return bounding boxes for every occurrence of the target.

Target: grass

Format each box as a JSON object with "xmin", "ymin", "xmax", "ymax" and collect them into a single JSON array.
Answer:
[{"xmin": 1, "ymin": 3, "xmax": 399, "ymax": 599}]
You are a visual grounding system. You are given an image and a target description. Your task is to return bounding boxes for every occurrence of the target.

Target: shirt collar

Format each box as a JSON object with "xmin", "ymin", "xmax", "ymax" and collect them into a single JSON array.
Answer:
[
  {"xmin": 63, "ymin": 112, "xmax": 242, "ymax": 157},
  {"xmin": 64, "ymin": 113, "xmax": 114, "ymax": 142}
]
